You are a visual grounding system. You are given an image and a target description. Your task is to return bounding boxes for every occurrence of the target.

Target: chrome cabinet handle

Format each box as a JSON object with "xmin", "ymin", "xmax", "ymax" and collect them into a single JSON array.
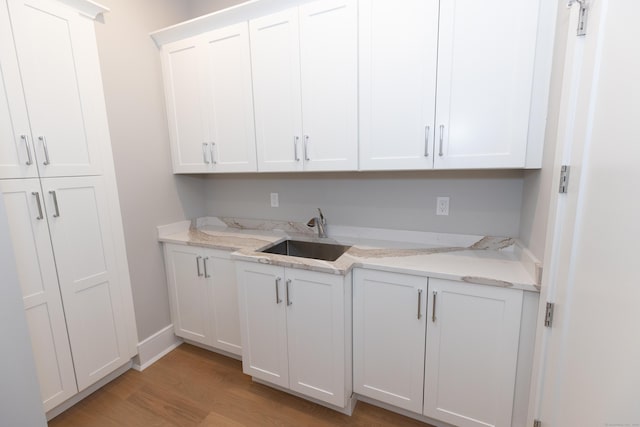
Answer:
[
  {"xmin": 432, "ymin": 291, "xmax": 437, "ymax": 322},
  {"xmin": 39, "ymin": 136, "xmax": 50, "ymax": 165},
  {"xmin": 210, "ymin": 142, "xmax": 217, "ymax": 164},
  {"xmin": 286, "ymin": 279, "xmax": 292, "ymax": 306},
  {"xmin": 417, "ymin": 288, "xmax": 423, "ymax": 319},
  {"xmin": 294, "ymin": 136, "xmax": 300, "ymax": 161},
  {"xmin": 21, "ymin": 135, "xmax": 33, "ymax": 165},
  {"xmin": 275, "ymin": 277, "xmax": 282, "ymax": 304},
  {"xmin": 424, "ymin": 126, "xmax": 430, "ymax": 157},
  {"xmin": 438, "ymin": 125, "xmax": 444, "ymax": 157},
  {"xmin": 32, "ymin": 192, "xmax": 43, "ymax": 220},
  {"xmin": 203, "ymin": 257, "xmax": 210, "ymax": 278},
  {"xmin": 303, "ymin": 135, "xmax": 310, "ymax": 161},
  {"xmin": 196, "ymin": 256, "xmax": 203, "ymax": 277},
  {"xmin": 202, "ymin": 143, "xmax": 210, "ymax": 164},
  {"xmin": 48, "ymin": 190, "xmax": 60, "ymax": 217}
]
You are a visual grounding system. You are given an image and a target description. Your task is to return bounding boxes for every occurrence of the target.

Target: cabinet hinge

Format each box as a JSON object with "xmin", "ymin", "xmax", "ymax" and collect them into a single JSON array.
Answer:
[
  {"xmin": 567, "ymin": 0, "xmax": 589, "ymax": 36},
  {"xmin": 533, "ymin": 420, "xmax": 542, "ymax": 427},
  {"xmin": 559, "ymin": 165, "xmax": 570, "ymax": 193},
  {"xmin": 544, "ymin": 302, "xmax": 555, "ymax": 327}
]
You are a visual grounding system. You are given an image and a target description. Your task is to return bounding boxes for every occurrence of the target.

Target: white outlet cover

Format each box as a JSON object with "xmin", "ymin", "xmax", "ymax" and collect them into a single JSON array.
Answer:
[
  {"xmin": 270, "ymin": 193, "xmax": 279, "ymax": 208},
  {"xmin": 436, "ymin": 197, "xmax": 450, "ymax": 216}
]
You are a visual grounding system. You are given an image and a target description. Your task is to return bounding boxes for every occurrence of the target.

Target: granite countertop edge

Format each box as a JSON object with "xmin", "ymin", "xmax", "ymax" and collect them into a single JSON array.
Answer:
[{"xmin": 158, "ymin": 224, "xmax": 541, "ymax": 293}]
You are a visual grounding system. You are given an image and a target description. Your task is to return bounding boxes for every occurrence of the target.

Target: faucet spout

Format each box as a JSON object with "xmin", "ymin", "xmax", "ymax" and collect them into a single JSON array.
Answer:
[{"xmin": 307, "ymin": 208, "xmax": 328, "ymax": 238}]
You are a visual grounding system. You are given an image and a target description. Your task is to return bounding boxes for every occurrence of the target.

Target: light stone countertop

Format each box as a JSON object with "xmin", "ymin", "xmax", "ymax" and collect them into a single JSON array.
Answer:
[{"xmin": 158, "ymin": 217, "xmax": 542, "ymax": 293}]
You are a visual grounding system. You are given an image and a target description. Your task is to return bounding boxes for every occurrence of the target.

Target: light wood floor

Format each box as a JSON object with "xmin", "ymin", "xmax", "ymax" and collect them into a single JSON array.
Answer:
[{"xmin": 49, "ymin": 344, "xmax": 433, "ymax": 426}]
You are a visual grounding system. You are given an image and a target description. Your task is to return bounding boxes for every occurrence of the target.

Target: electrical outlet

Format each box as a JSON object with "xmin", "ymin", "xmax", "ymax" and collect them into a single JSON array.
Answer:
[
  {"xmin": 436, "ymin": 197, "xmax": 450, "ymax": 216},
  {"xmin": 270, "ymin": 193, "xmax": 279, "ymax": 208}
]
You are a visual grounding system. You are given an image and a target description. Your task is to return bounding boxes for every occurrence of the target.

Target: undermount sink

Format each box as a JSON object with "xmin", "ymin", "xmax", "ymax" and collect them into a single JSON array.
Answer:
[{"xmin": 260, "ymin": 239, "xmax": 351, "ymax": 262}]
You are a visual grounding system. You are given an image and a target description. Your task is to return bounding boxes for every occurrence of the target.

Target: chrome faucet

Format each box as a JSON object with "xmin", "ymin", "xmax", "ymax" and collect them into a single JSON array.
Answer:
[{"xmin": 307, "ymin": 208, "xmax": 327, "ymax": 238}]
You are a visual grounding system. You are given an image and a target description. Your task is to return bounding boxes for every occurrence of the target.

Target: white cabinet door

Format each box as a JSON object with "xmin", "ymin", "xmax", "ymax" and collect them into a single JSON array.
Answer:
[
  {"xmin": 424, "ymin": 278, "xmax": 523, "ymax": 427},
  {"xmin": 205, "ymin": 250, "xmax": 242, "ymax": 355},
  {"xmin": 164, "ymin": 244, "xmax": 211, "ymax": 344},
  {"xmin": 359, "ymin": 0, "xmax": 439, "ymax": 171},
  {"xmin": 236, "ymin": 262, "xmax": 289, "ymax": 388},
  {"xmin": 202, "ymin": 23, "xmax": 257, "ymax": 173},
  {"xmin": 0, "ymin": 4, "xmax": 37, "ymax": 179},
  {"xmin": 434, "ymin": 0, "xmax": 540, "ymax": 169},
  {"xmin": 299, "ymin": 0, "xmax": 358, "ymax": 171},
  {"xmin": 286, "ymin": 268, "xmax": 346, "ymax": 407},
  {"xmin": 7, "ymin": 0, "xmax": 105, "ymax": 177},
  {"xmin": 41, "ymin": 176, "xmax": 130, "ymax": 391},
  {"xmin": 250, "ymin": 9, "xmax": 304, "ymax": 172},
  {"xmin": 0, "ymin": 179, "xmax": 77, "ymax": 411},
  {"xmin": 161, "ymin": 37, "xmax": 210, "ymax": 173},
  {"xmin": 353, "ymin": 269, "xmax": 427, "ymax": 413}
]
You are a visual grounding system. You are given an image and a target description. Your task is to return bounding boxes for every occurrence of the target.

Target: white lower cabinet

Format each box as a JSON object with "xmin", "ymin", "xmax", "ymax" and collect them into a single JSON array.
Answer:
[
  {"xmin": 354, "ymin": 270, "xmax": 524, "ymax": 427},
  {"xmin": 164, "ymin": 244, "xmax": 242, "ymax": 355},
  {"xmin": 0, "ymin": 179, "xmax": 77, "ymax": 410},
  {"xmin": 236, "ymin": 261, "xmax": 352, "ymax": 408},
  {"xmin": 353, "ymin": 269, "xmax": 427, "ymax": 413},
  {"xmin": 0, "ymin": 176, "xmax": 136, "ymax": 410},
  {"xmin": 424, "ymin": 278, "xmax": 523, "ymax": 427}
]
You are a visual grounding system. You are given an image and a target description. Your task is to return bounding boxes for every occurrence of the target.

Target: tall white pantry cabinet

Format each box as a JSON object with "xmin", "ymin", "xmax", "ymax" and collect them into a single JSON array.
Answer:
[{"xmin": 0, "ymin": 0, "xmax": 138, "ymax": 415}]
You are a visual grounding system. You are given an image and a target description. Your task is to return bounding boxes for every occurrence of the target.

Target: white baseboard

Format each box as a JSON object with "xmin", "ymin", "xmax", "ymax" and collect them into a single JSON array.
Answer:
[{"xmin": 132, "ymin": 324, "xmax": 183, "ymax": 371}]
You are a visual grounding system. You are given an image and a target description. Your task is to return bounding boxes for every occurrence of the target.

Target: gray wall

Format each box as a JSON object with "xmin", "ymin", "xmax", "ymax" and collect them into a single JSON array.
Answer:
[
  {"xmin": 0, "ymin": 198, "xmax": 47, "ymax": 427},
  {"xmin": 204, "ymin": 171, "xmax": 524, "ymax": 237},
  {"xmin": 518, "ymin": 3, "xmax": 570, "ymax": 261},
  {"xmin": 94, "ymin": 0, "xmax": 205, "ymax": 340},
  {"xmin": 187, "ymin": 0, "xmax": 247, "ymax": 17}
]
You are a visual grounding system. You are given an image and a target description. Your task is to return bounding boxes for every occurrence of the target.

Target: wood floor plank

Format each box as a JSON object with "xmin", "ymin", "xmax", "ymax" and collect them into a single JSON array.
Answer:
[{"xmin": 49, "ymin": 344, "xmax": 433, "ymax": 427}]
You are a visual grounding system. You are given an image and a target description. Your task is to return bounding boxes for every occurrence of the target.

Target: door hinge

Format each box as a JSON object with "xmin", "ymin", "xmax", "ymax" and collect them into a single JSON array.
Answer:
[
  {"xmin": 559, "ymin": 165, "xmax": 570, "ymax": 193},
  {"xmin": 567, "ymin": 0, "xmax": 589, "ymax": 36},
  {"xmin": 544, "ymin": 302, "xmax": 555, "ymax": 327},
  {"xmin": 534, "ymin": 420, "xmax": 542, "ymax": 427}
]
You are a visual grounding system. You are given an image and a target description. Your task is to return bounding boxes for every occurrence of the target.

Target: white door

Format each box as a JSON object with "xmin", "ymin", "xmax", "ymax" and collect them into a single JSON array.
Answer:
[
  {"xmin": 0, "ymin": 179, "xmax": 77, "ymax": 411},
  {"xmin": 359, "ymin": 0, "xmax": 439, "ymax": 170},
  {"xmin": 250, "ymin": 9, "xmax": 304, "ymax": 172},
  {"xmin": 202, "ymin": 23, "xmax": 257, "ymax": 172},
  {"xmin": 164, "ymin": 244, "xmax": 210, "ymax": 345},
  {"xmin": 236, "ymin": 262, "xmax": 289, "ymax": 388},
  {"xmin": 161, "ymin": 37, "xmax": 210, "ymax": 173},
  {"xmin": 7, "ymin": 0, "xmax": 105, "ymax": 177},
  {"xmin": 206, "ymin": 251, "xmax": 242, "ymax": 355},
  {"xmin": 424, "ymin": 278, "xmax": 523, "ymax": 427},
  {"xmin": 41, "ymin": 176, "xmax": 129, "ymax": 391},
  {"xmin": 286, "ymin": 268, "xmax": 346, "ymax": 407},
  {"xmin": 299, "ymin": 0, "xmax": 358, "ymax": 171},
  {"xmin": 535, "ymin": 1, "xmax": 640, "ymax": 425},
  {"xmin": 0, "ymin": 3, "xmax": 37, "ymax": 179},
  {"xmin": 353, "ymin": 269, "xmax": 427, "ymax": 413},
  {"xmin": 434, "ymin": 0, "xmax": 540, "ymax": 169}
]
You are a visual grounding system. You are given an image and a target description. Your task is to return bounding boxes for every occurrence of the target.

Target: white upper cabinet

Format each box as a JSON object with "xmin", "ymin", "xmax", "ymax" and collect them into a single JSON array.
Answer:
[
  {"xmin": 161, "ymin": 23, "xmax": 257, "ymax": 173},
  {"xmin": 358, "ymin": 0, "xmax": 439, "ymax": 170},
  {"xmin": 7, "ymin": 0, "xmax": 105, "ymax": 177},
  {"xmin": 162, "ymin": 36, "xmax": 209, "ymax": 173},
  {"xmin": 250, "ymin": 9, "xmax": 304, "ymax": 172},
  {"xmin": 0, "ymin": 5, "xmax": 37, "ymax": 179},
  {"xmin": 153, "ymin": 0, "xmax": 555, "ymax": 172},
  {"xmin": 250, "ymin": 0, "xmax": 358, "ymax": 172},
  {"xmin": 298, "ymin": 0, "xmax": 358, "ymax": 171},
  {"xmin": 202, "ymin": 23, "xmax": 257, "ymax": 172},
  {"xmin": 434, "ymin": 0, "xmax": 542, "ymax": 169}
]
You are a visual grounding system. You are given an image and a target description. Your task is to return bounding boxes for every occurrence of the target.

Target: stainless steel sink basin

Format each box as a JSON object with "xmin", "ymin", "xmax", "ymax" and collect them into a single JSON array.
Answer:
[{"xmin": 260, "ymin": 239, "xmax": 351, "ymax": 262}]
